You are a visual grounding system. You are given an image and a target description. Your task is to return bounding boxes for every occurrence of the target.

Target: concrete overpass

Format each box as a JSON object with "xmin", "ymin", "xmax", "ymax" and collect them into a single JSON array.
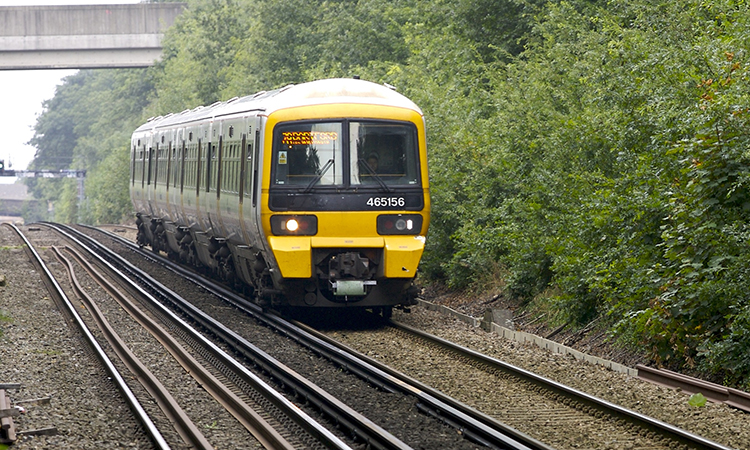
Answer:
[{"xmin": 0, "ymin": 3, "xmax": 186, "ymax": 70}]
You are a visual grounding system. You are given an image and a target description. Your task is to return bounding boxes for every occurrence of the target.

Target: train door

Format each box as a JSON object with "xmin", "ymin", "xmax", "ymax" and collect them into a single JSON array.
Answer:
[
  {"xmin": 164, "ymin": 136, "xmax": 174, "ymax": 220},
  {"xmin": 182, "ymin": 125, "xmax": 201, "ymax": 229},
  {"xmin": 196, "ymin": 121, "xmax": 212, "ymax": 233},
  {"xmin": 231, "ymin": 114, "xmax": 267, "ymax": 288},
  {"xmin": 204, "ymin": 120, "xmax": 222, "ymax": 236},
  {"xmin": 240, "ymin": 114, "xmax": 264, "ymax": 249},
  {"xmin": 165, "ymin": 128, "xmax": 181, "ymax": 225},
  {"xmin": 155, "ymin": 132, "xmax": 168, "ymax": 219},
  {"xmin": 175, "ymin": 132, "xmax": 187, "ymax": 226},
  {"xmin": 130, "ymin": 137, "xmax": 146, "ymax": 213},
  {"xmin": 146, "ymin": 132, "xmax": 157, "ymax": 216},
  {"xmin": 218, "ymin": 118, "xmax": 244, "ymax": 242}
]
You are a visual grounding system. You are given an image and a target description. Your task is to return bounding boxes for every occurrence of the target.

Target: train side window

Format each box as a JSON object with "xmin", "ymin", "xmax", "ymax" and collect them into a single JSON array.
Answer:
[
  {"xmin": 239, "ymin": 134, "xmax": 247, "ymax": 201},
  {"xmin": 236, "ymin": 141, "xmax": 242, "ymax": 193},
  {"xmin": 224, "ymin": 141, "xmax": 235, "ymax": 194},
  {"xmin": 245, "ymin": 140, "xmax": 253, "ymax": 200},
  {"xmin": 147, "ymin": 147, "xmax": 153, "ymax": 186},
  {"xmin": 215, "ymin": 138, "xmax": 223, "ymax": 197},
  {"xmin": 142, "ymin": 145, "xmax": 147, "ymax": 188},
  {"xmin": 157, "ymin": 145, "xmax": 163, "ymax": 185},
  {"xmin": 185, "ymin": 142, "xmax": 195, "ymax": 190},
  {"xmin": 172, "ymin": 144, "xmax": 179, "ymax": 188},
  {"xmin": 165, "ymin": 143, "xmax": 172, "ymax": 189},
  {"xmin": 196, "ymin": 140, "xmax": 203, "ymax": 195},
  {"xmin": 235, "ymin": 142, "xmax": 241, "ymax": 193},
  {"xmin": 233, "ymin": 142, "xmax": 238, "ymax": 193}
]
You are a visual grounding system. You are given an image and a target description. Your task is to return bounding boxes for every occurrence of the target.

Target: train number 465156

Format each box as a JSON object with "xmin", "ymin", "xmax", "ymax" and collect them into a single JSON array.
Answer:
[{"xmin": 367, "ymin": 197, "xmax": 406, "ymax": 208}]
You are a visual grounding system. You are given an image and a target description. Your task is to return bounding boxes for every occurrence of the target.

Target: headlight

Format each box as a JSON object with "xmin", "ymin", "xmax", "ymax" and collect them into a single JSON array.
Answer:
[
  {"xmin": 271, "ymin": 215, "xmax": 317, "ymax": 235},
  {"xmin": 377, "ymin": 214, "xmax": 423, "ymax": 235}
]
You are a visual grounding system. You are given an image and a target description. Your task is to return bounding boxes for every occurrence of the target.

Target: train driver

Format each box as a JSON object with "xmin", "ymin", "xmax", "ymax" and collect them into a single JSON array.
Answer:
[{"xmin": 366, "ymin": 153, "xmax": 379, "ymax": 173}]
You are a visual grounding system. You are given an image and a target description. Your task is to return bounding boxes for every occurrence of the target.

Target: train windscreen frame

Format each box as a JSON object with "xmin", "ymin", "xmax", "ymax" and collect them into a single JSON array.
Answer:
[{"xmin": 271, "ymin": 120, "xmax": 421, "ymax": 189}]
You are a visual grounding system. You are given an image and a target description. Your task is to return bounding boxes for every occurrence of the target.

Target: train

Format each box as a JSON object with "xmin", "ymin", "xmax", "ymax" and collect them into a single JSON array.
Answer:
[{"xmin": 130, "ymin": 78, "xmax": 430, "ymax": 314}]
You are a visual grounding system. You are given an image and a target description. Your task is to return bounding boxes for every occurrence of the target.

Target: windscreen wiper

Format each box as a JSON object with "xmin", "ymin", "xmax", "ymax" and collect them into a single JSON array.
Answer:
[
  {"xmin": 303, "ymin": 159, "xmax": 335, "ymax": 193},
  {"xmin": 358, "ymin": 158, "xmax": 392, "ymax": 193}
]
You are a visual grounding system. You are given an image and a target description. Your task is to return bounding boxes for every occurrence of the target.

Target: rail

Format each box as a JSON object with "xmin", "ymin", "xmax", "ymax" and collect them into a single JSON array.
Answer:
[
  {"xmin": 46, "ymin": 223, "xmax": 368, "ymax": 450},
  {"xmin": 2, "ymin": 223, "xmax": 171, "ymax": 450},
  {"xmin": 386, "ymin": 320, "xmax": 734, "ymax": 450},
  {"xmin": 637, "ymin": 364, "xmax": 750, "ymax": 413},
  {"xmin": 87, "ymin": 223, "xmax": 549, "ymax": 450},
  {"xmin": 52, "ymin": 246, "xmax": 214, "ymax": 450}
]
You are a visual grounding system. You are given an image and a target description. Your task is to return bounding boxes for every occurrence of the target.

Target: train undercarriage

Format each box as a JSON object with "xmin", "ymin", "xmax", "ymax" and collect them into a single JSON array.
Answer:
[{"xmin": 135, "ymin": 213, "xmax": 419, "ymax": 315}]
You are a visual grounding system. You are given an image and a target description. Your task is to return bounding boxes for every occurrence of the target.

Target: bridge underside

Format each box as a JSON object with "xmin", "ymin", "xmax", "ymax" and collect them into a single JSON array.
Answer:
[
  {"xmin": 0, "ymin": 35, "xmax": 164, "ymax": 70},
  {"xmin": 0, "ymin": 3, "xmax": 185, "ymax": 70}
]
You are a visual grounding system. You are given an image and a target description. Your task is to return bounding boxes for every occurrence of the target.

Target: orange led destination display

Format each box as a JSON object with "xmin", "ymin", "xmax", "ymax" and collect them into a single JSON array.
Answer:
[{"xmin": 282, "ymin": 131, "xmax": 338, "ymax": 146}]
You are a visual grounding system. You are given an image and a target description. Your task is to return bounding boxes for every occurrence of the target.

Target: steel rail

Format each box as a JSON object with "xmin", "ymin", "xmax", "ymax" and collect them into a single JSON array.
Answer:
[
  {"xmin": 285, "ymin": 318, "xmax": 551, "ymax": 450},
  {"xmin": 52, "ymin": 246, "xmax": 215, "ymax": 450},
  {"xmin": 389, "ymin": 320, "xmax": 735, "ymax": 450},
  {"xmin": 56, "ymin": 245, "xmax": 295, "ymax": 450},
  {"xmin": 636, "ymin": 364, "xmax": 750, "ymax": 413},
  {"xmin": 264, "ymin": 315, "xmax": 545, "ymax": 450},
  {"xmin": 2, "ymin": 223, "xmax": 171, "ymax": 450},
  {"xmin": 45, "ymin": 223, "xmax": 359, "ymax": 450},
  {"xmin": 85, "ymin": 224, "xmax": 547, "ymax": 450}
]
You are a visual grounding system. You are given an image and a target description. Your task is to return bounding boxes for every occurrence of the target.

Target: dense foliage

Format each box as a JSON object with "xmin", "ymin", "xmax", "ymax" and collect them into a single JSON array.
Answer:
[{"xmin": 26, "ymin": 0, "xmax": 750, "ymax": 388}]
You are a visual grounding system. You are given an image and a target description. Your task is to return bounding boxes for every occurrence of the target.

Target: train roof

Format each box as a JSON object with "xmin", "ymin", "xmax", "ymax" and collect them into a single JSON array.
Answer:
[{"xmin": 134, "ymin": 78, "xmax": 422, "ymax": 134}]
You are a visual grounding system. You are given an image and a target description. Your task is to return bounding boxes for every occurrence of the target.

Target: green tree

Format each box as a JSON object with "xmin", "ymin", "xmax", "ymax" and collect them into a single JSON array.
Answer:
[
  {"xmin": 153, "ymin": 0, "xmax": 250, "ymax": 113},
  {"xmin": 28, "ymin": 69, "xmax": 153, "ymax": 224}
]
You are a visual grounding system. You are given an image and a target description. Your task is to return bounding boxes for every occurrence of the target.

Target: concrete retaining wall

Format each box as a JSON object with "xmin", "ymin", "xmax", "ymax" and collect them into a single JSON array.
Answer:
[{"xmin": 417, "ymin": 299, "xmax": 639, "ymax": 377}]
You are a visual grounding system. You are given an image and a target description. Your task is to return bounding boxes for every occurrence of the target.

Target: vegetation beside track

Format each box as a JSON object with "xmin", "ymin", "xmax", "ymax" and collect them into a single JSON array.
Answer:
[{"xmin": 23, "ymin": 0, "xmax": 750, "ymax": 389}]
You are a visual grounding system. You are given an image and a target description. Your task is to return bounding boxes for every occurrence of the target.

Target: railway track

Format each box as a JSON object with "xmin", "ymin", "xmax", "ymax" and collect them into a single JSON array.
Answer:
[
  {"xmin": 81, "ymin": 223, "xmax": 738, "ymax": 450},
  {"xmin": 73, "ymin": 223, "xmax": 550, "ymax": 450},
  {"xmin": 314, "ymin": 320, "xmax": 735, "ymax": 450},
  {"xmin": 14, "ymin": 223, "xmax": 352, "ymax": 450},
  {"xmin": 53, "ymin": 244, "xmax": 298, "ymax": 450},
  {"xmin": 636, "ymin": 365, "xmax": 750, "ymax": 413},
  {"xmin": 4, "ymin": 223, "xmax": 170, "ymax": 450}
]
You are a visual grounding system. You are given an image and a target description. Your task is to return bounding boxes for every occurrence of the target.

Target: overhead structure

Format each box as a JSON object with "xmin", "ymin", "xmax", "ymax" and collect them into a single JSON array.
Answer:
[
  {"xmin": 0, "ymin": 3, "xmax": 186, "ymax": 70},
  {"xmin": 1, "ymin": 161, "xmax": 86, "ymax": 204}
]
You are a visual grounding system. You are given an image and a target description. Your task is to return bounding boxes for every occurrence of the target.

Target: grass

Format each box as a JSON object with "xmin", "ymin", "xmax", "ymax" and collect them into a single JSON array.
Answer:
[{"xmin": 0, "ymin": 310, "xmax": 11, "ymax": 338}]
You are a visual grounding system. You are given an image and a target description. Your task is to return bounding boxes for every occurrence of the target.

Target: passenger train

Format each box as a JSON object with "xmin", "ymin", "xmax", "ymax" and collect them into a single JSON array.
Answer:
[{"xmin": 131, "ymin": 78, "xmax": 430, "ymax": 313}]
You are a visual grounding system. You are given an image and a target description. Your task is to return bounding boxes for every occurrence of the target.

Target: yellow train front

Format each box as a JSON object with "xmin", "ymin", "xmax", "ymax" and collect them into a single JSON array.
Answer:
[{"xmin": 131, "ymin": 78, "xmax": 430, "ymax": 312}]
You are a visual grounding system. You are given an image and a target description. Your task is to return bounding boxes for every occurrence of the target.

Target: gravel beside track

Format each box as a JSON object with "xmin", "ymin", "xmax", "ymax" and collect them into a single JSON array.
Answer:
[
  {"xmin": 0, "ymin": 225, "xmax": 152, "ymax": 449},
  {"xmin": 327, "ymin": 312, "xmax": 750, "ymax": 449}
]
